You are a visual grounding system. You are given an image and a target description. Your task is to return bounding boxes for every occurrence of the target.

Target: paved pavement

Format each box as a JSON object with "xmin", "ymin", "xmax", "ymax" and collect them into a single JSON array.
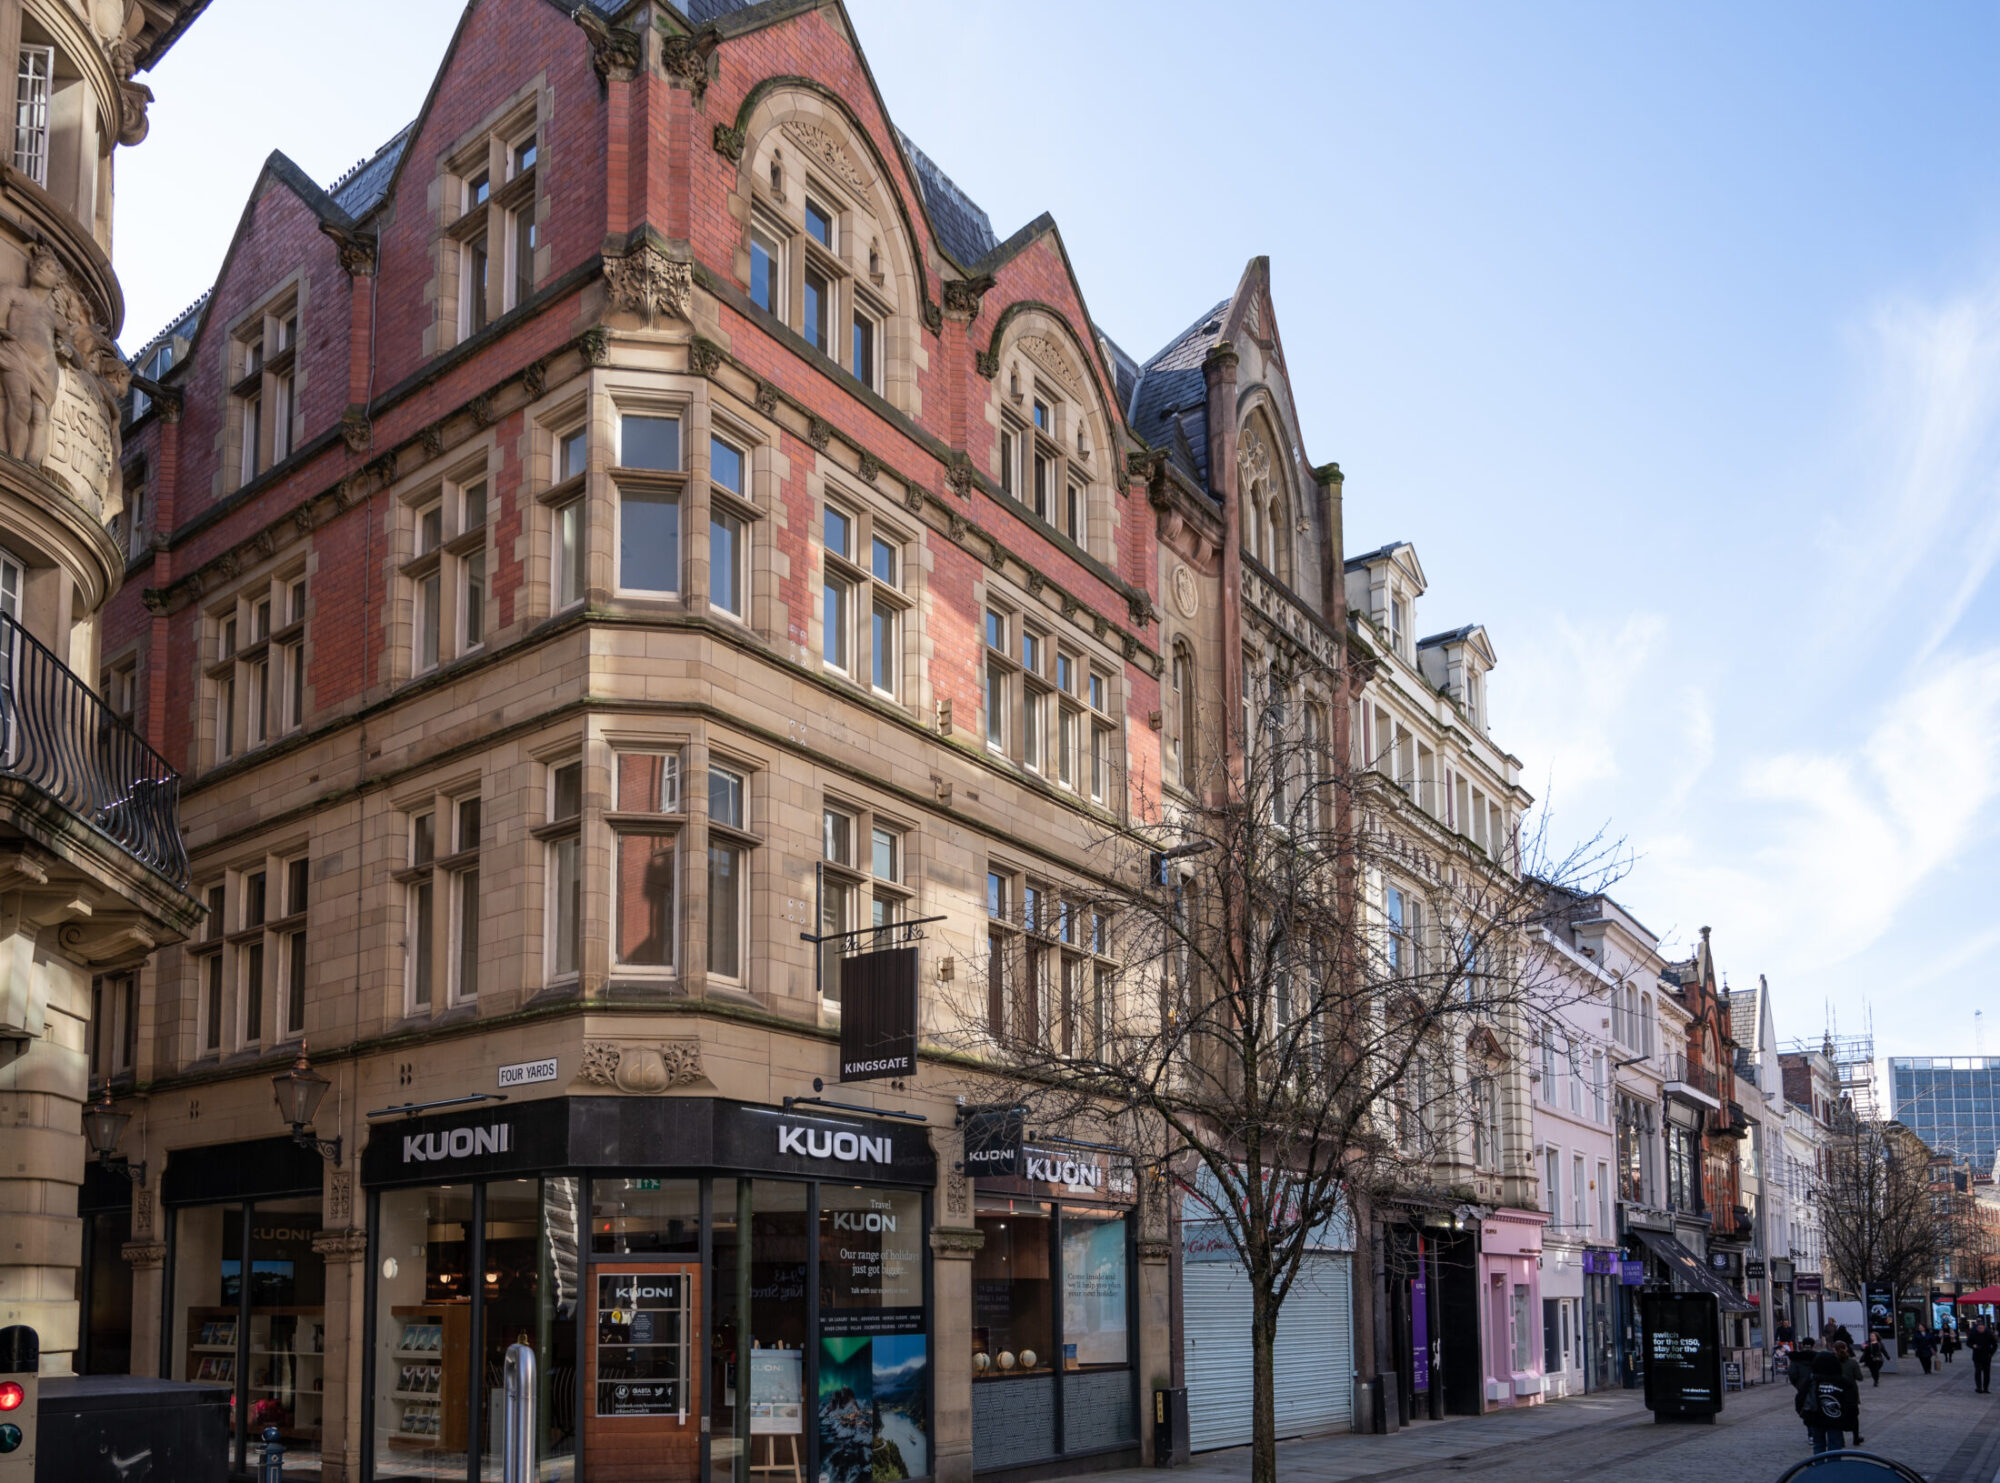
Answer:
[{"xmin": 1095, "ymin": 1358, "xmax": 2000, "ymax": 1483}]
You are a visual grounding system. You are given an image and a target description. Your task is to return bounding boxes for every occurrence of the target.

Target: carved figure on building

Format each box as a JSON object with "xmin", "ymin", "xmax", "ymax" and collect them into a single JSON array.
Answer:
[{"xmin": 0, "ymin": 246, "xmax": 72, "ymax": 466}]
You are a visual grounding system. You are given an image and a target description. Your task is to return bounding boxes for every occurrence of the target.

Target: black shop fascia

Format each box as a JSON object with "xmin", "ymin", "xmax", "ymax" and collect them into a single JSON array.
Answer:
[{"xmin": 357, "ymin": 1095, "xmax": 936, "ymax": 1483}]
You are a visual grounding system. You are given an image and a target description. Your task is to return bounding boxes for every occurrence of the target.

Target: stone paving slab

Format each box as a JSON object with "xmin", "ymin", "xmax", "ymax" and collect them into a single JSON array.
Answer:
[{"xmin": 1092, "ymin": 1361, "xmax": 2000, "ymax": 1483}]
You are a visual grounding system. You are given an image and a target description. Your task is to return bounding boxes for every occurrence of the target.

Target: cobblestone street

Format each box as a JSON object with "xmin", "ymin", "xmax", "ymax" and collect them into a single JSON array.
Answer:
[{"xmin": 1097, "ymin": 1360, "xmax": 2000, "ymax": 1483}]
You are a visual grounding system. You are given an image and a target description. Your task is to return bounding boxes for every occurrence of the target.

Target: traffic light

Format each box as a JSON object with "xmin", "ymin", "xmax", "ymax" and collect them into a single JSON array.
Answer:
[{"xmin": 0, "ymin": 1325, "xmax": 35, "ymax": 1483}]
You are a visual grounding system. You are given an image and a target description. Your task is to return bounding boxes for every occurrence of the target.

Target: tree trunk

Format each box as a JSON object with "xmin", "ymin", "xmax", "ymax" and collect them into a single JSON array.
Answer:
[{"xmin": 1252, "ymin": 1274, "xmax": 1278, "ymax": 1483}]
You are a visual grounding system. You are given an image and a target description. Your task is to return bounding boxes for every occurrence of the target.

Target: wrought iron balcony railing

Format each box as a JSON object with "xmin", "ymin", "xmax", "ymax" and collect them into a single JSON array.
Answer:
[{"xmin": 0, "ymin": 612, "xmax": 189, "ymax": 886}]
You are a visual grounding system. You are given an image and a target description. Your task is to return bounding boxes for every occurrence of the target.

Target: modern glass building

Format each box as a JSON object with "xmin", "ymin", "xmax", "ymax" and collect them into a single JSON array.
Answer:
[{"xmin": 1889, "ymin": 1058, "xmax": 2000, "ymax": 1169}]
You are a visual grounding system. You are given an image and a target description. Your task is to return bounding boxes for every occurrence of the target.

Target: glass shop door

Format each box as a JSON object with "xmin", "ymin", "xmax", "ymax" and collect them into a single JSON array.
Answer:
[{"xmin": 587, "ymin": 1263, "xmax": 702, "ymax": 1482}]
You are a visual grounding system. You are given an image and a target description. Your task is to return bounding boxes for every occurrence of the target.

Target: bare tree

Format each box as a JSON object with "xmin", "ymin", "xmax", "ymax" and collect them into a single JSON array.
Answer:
[
  {"xmin": 939, "ymin": 658, "xmax": 1619, "ymax": 1483},
  {"xmin": 1817, "ymin": 1116, "xmax": 1946, "ymax": 1305}
]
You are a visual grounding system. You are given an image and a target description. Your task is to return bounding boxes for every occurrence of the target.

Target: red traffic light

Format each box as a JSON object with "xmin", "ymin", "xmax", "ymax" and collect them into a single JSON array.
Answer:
[{"xmin": 0, "ymin": 1380, "xmax": 21, "ymax": 1410}]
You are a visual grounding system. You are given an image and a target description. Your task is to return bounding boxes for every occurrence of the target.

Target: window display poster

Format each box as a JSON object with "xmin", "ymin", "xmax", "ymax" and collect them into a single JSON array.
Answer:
[
  {"xmin": 749, "ymin": 1347, "xmax": 802, "ymax": 1435},
  {"xmin": 818, "ymin": 1326, "xmax": 929, "ymax": 1483},
  {"xmin": 1061, "ymin": 1218, "xmax": 1128, "ymax": 1367}
]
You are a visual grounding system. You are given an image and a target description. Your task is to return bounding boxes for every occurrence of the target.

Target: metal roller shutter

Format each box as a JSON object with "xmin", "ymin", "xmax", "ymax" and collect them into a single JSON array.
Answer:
[{"xmin": 1184, "ymin": 1254, "xmax": 1353, "ymax": 1452}]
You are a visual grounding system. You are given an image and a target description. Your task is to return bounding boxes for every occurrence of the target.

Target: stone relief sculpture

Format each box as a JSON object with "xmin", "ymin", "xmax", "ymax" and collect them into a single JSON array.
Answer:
[
  {"xmin": 0, "ymin": 244, "xmax": 129, "ymax": 515},
  {"xmin": 0, "ymin": 245, "xmax": 72, "ymax": 467}
]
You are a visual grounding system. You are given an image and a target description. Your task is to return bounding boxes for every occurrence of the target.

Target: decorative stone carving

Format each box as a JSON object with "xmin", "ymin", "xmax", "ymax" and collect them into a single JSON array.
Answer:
[
  {"xmin": 523, "ymin": 359, "xmax": 548, "ymax": 398},
  {"xmin": 806, "ymin": 415, "xmax": 831, "ymax": 452},
  {"xmin": 1127, "ymin": 591, "xmax": 1151, "ymax": 627},
  {"xmin": 1017, "ymin": 334, "xmax": 1084, "ymax": 400},
  {"xmin": 0, "ymin": 246, "xmax": 77, "ymax": 466},
  {"xmin": 985, "ymin": 537, "xmax": 1004, "ymax": 568},
  {"xmin": 469, "ymin": 393, "xmax": 494, "ymax": 428},
  {"xmin": 421, "ymin": 424, "xmax": 444, "ymax": 458},
  {"xmin": 947, "ymin": 512, "xmax": 966, "ymax": 541},
  {"xmin": 945, "ymin": 457, "xmax": 975, "ymax": 498},
  {"xmin": 941, "ymin": 274, "xmax": 995, "ymax": 322},
  {"xmin": 1092, "ymin": 614, "xmax": 1108, "ymax": 639},
  {"xmin": 154, "ymin": 386, "xmax": 183, "ymax": 424},
  {"xmin": 780, "ymin": 118, "xmax": 868, "ymax": 195},
  {"xmin": 121, "ymin": 1240, "xmax": 167, "ymax": 1271},
  {"xmin": 217, "ymin": 550, "xmax": 241, "ymax": 580},
  {"xmin": 1122, "ymin": 634, "xmax": 1139, "ymax": 660},
  {"xmin": 311, "ymin": 1227, "xmax": 370, "ymax": 1262},
  {"xmin": 1136, "ymin": 1238, "xmax": 1173, "ymax": 1265},
  {"xmin": 754, "ymin": 380, "xmax": 778, "ymax": 416},
  {"xmin": 946, "ymin": 1169, "xmax": 968, "ymax": 1217},
  {"xmin": 292, "ymin": 504, "xmax": 319, "ymax": 536},
  {"xmin": 333, "ymin": 473, "xmax": 366, "ymax": 512},
  {"xmin": 133, "ymin": 1187, "xmax": 155, "ymax": 1240},
  {"xmin": 857, "ymin": 451, "xmax": 879, "ymax": 483},
  {"xmin": 327, "ymin": 1171, "xmax": 353, "ymax": 1225},
  {"xmin": 929, "ymin": 1226, "xmax": 984, "ymax": 1259},
  {"xmin": 1171, "ymin": 563, "xmax": 1199, "ymax": 619},
  {"xmin": 689, "ymin": 336, "xmax": 722, "ymax": 376},
  {"xmin": 605, "ymin": 242, "xmax": 693, "ymax": 324},
  {"xmin": 251, "ymin": 529, "xmax": 275, "ymax": 560},
  {"xmin": 339, "ymin": 408, "xmax": 371, "ymax": 454},
  {"xmin": 921, "ymin": 300, "xmax": 942, "ymax": 335},
  {"xmin": 579, "ymin": 1038, "xmax": 706, "ymax": 1093},
  {"xmin": 661, "ymin": 26, "xmax": 721, "ymax": 104},
  {"xmin": 580, "ymin": 326, "xmax": 610, "ymax": 366},
  {"xmin": 1059, "ymin": 593, "xmax": 1078, "ymax": 621},
  {"xmin": 973, "ymin": 350, "xmax": 999, "ymax": 379},
  {"xmin": 115, "ymin": 78, "xmax": 152, "ymax": 148},
  {"xmin": 713, "ymin": 123, "xmax": 746, "ymax": 161},
  {"xmin": 903, "ymin": 484, "xmax": 924, "ymax": 513},
  {"xmin": 324, "ymin": 225, "xmax": 377, "ymax": 278},
  {"xmin": 574, "ymin": 9, "xmax": 641, "ymax": 84},
  {"xmin": 1026, "ymin": 572, "xmax": 1044, "ymax": 598},
  {"xmin": 367, "ymin": 451, "xmax": 396, "ymax": 489}
]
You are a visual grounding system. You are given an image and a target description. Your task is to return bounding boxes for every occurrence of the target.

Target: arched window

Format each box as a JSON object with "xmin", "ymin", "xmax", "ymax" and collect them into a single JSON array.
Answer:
[
  {"xmin": 990, "ymin": 320, "xmax": 1114, "ymax": 559},
  {"xmin": 1172, "ymin": 640, "xmax": 1196, "ymax": 787}
]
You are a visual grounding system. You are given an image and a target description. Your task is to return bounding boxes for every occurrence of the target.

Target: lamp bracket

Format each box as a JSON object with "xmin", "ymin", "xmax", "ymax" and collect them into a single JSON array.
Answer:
[{"xmin": 292, "ymin": 1128, "xmax": 343, "ymax": 1166}]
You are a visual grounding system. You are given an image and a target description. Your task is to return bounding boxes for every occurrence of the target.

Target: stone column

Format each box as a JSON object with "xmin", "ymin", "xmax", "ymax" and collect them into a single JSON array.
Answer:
[
  {"xmin": 0, "ymin": 924, "xmax": 91, "ymax": 1374},
  {"xmin": 313, "ymin": 1211, "xmax": 369, "ymax": 1483},
  {"xmin": 929, "ymin": 1178, "xmax": 983, "ymax": 1483}
]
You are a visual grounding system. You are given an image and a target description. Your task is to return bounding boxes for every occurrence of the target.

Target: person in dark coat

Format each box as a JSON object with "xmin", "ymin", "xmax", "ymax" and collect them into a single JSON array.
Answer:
[
  {"xmin": 1834, "ymin": 1342, "xmax": 1865, "ymax": 1445},
  {"xmin": 1969, "ymin": 1319, "xmax": 1997, "ymax": 1394},
  {"xmin": 1913, "ymin": 1325, "xmax": 1936, "ymax": 1374},
  {"xmin": 1798, "ymin": 1348, "xmax": 1859, "ymax": 1456},
  {"xmin": 1789, "ymin": 1337, "xmax": 1818, "ymax": 1394},
  {"xmin": 1942, "ymin": 1322, "xmax": 1959, "ymax": 1362},
  {"xmin": 1862, "ymin": 1334, "xmax": 1887, "ymax": 1386},
  {"xmin": 1835, "ymin": 1324, "xmax": 1854, "ymax": 1347}
]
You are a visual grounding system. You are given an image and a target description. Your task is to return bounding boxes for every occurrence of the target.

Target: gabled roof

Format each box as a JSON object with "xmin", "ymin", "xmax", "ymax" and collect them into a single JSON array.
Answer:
[
  {"xmin": 1127, "ymin": 298, "xmax": 1230, "ymax": 490},
  {"xmin": 895, "ymin": 129, "xmax": 998, "ymax": 268},
  {"xmin": 1418, "ymin": 623, "xmax": 1497, "ymax": 669},
  {"xmin": 1344, "ymin": 540, "xmax": 1429, "ymax": 594},
  {"xmin": 124, "ymin": 291, "xmax": 208, "ymax": 367}
]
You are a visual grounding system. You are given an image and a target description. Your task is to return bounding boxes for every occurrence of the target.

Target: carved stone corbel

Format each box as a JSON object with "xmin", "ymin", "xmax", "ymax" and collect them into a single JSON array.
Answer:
[
  {"xmin": 660, "ymin": 26, "xmax": 721, "ymax": 103},
  {"xmin": 421, "ymin": 424, "xmax": 444, "ymax": 458},
  {"xmin": 323, "ymin": 224, "xmax": 378, "ymax": 278},
  {"xmin": 806, "ymin": 416, "xmax": 831, "ymax": 452},
  {"xmin": 523, "ymin": 359, "xmax": 548, "ymax": 398},
  {"xmin": 930, "ymin": 1227, "xmax": 985, "ymax": 1260},
  {"xmin": 115, "ymin": 79, "xmax": 152, "ymax": 147},
  {"xmin": 469, "ymin": 393, "xmax": 495, "ymax": 428},
  {"xmin": 1127, "ymin": 591, "xmax": 1151, "ymax": 627},
  {"xmin": 945, "ymin": 457, "xmax": 975, "ymax": 499},
  {"xmin": 973, "ymin": 350, "xmax": 999, "ymax": 380},
  {"xmin": 121, "ymin": 1241, "xmax": 167, "ymax": 1272},
  {"xmin": 604, "ymin": 241, "xmax": 693, "ymax": 324},
  {"xmin": 578, "ymin": 1038, "xmax": 707, "ymax": 1093},
  {"xmin": 580, "ymin": 327, "xmax": 610, "ymax": 366},
  {"xmin": 941, "ymin": 274, "xmax": 995, "ymax": 322},
  {"xmin": 903, "ymin": 484, "xmax": 925, "ymax": 513},
  {"xmin": 154, "ymin": 387, "xmax": 183, "ymax": 424},
  {"xmin": 713, "ymin": 123, "xmax": 746, "ymax": 162},
  {"xmin": 311, "ymin": 1228, "xmax": 370, "ymax": 1263},
  {"xmin": 753, "ymin": 381, "xmax": 778, "ymax": 416},
  {"xmin": 689, "ymin": 337, "xmax": 722, "ymax": 376},
  {"xmin": 339, "ymin": 407, "xmax": 371, "ymax": 454},
  {"xmin": 857, "ymin": 451, "xmax": 879, "ymax": 484},
  {"xmin": 574, "ymin": 9, "xmax": 641, "ymax": 85}
]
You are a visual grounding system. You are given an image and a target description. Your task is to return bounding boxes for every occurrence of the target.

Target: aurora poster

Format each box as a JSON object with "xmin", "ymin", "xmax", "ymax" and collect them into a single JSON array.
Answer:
[{"xmin": 817, "ymin": 1324, "xmax": 928, "ymax": 1483}]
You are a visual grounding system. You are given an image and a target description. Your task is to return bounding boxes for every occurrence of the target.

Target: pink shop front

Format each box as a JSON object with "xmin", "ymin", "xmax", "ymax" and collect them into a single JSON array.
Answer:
[{"xmin": 1478, "ymin": 1209, "xmax": 1548, "ymax": 1409}]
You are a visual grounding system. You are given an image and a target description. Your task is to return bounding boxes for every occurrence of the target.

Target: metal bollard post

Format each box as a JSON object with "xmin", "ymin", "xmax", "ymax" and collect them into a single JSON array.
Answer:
[
  {"xmin": 258, "ymin": 1425, "xmax": 285, "ymax": 1483},
  {"xmin": 503, "ymin": 1342, "xmax": 537, "ymax": 1483}
]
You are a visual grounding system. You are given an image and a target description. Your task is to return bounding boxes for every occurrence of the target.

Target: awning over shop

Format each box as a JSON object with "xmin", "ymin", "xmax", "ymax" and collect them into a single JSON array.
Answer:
[
  {"xmin": 1631, "ymin": 1228, "xmax": 1755, "ymax": 1313},
  {"xmin": 1954, "ymin": 1285, "xmax": 2000, "ymax": 1306}
]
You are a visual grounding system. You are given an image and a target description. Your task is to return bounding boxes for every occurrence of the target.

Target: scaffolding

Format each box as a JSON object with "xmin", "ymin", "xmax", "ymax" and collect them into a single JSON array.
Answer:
[{"xmin": 1783, "ymin": 1006, "xmax": 1877, "ymax": 1121}]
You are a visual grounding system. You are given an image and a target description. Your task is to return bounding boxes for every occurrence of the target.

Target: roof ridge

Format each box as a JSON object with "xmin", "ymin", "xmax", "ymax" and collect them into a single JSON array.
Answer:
[
  {"xmin": 325, "ymin": 120, "xmax": 416, "ymax": 196},
  {"xmin": 124, "ymin": 289, "xmax": 210, "ymax": 363}
]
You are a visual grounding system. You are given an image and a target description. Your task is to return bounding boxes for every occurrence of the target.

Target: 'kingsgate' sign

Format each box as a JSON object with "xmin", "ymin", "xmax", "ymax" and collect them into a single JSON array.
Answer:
[
  {"xmin": 403, "ymin": 1123, "xmax": 512, "ymax": 1163},
  {"xmin": 776, "ymin": 1122, "xmax": 892, "ymax": 1165}
]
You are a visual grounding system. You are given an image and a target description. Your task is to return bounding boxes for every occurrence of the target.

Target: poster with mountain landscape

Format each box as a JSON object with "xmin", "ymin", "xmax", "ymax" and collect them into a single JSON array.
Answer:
[{"xmin": 817, "ymin": 1328, "xmax": 928, "ymax": 1482}]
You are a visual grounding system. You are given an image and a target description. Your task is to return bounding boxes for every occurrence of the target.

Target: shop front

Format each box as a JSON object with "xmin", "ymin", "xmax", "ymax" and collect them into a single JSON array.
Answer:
[
  {"xmin": 966, "ymin": 1139, "xmax": 1142, "ymax": 1475},
  {"xmin": 1476, "ymin": 1209, "xmax": 1545, "ymax": 1409},
  {"xmin": 160, "ymin": 1135, "xmax": 331, "ymax": 1479},
  {"xmin": 358, "ymin": 1095, "xmax": 934, "ymax": 1483}
]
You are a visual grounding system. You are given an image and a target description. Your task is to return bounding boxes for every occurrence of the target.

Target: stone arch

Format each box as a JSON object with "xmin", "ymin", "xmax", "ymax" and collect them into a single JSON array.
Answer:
[
  {"xmin": 1236, "ymin": 407, "xmax": 1293, "ymax": 585},
  {"xmin": 725, "ymin": 81, "xmax": 931, "ymax": 413},
  {"xmin": 980, "ymin": 303, "xmax": 1120, "ymax": 561}
]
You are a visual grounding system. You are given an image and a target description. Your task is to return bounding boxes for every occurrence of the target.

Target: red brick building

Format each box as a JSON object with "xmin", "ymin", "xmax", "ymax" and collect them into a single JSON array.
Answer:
[{"xmin": 82, "ymin": 2, "xmax": 1356, "ymax": 1478}]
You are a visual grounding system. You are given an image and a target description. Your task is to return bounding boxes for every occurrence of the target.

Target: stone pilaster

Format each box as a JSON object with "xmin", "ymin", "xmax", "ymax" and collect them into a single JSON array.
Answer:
[
  {"xmin": 929, "ymin": 1225, "xmax": 984, "ymax": 1483},
  {"xmin": 122, "ymin": 1232, "xmax": 168, "ymax": 1379},
  {"xmin": 313, "ymin": 1225, "xmax": 371, "ymax": 1483}
]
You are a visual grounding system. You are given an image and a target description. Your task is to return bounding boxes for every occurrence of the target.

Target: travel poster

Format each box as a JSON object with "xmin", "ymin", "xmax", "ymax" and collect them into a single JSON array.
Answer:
[{"xmin": 817, "ymin": 1326, "xmax": 928, "ymax": 1483}]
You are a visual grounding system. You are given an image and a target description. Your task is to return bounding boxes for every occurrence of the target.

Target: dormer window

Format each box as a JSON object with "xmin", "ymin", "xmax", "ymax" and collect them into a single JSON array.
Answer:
[
  {"xmin": 445, "ymin": 107, "xmax": 541, "ymax": 347},
  {"xmin": 1389, "ymin": 596, "xmax": 1409, "ymax": 659},
  {"xmin": 1467, "ymin": 670, "xmax": 1484, "ymax": 728}
]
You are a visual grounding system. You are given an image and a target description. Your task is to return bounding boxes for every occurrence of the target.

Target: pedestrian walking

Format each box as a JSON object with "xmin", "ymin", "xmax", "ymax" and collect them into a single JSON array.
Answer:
[
  {"xmin": 1835, "ymin": 1341, "xmax": 1865, "ymax": 1445},
  {"xmin": 1798, "ymin": 1348, "xmax": 1858, "ymax": 1457},
  {"xmin": 1835, "ymin": 1324, "xmax": 1854, "ymax": 1347},
  {"xmin": 1914, "ymin": 1325, "xmax": 1936, "ymax": 1375},
  {"xmin": 1942, "ymin": 1322, "xmax": 1959, "ymax": 1364},
  {"xmin": 1862, "ymin": 1334, "xmax": 1886, "ymax": 1386},
  {"xmin": 1789, "ymin": 1336, "xmax": 1818, "ymax": 1394},
  {"xmin": 1969, "ymin": 1319, "xmax": 1997, "ymax": 1395}
]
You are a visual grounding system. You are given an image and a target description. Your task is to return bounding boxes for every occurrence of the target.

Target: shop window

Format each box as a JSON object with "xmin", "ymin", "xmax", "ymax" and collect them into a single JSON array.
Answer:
[
  {"xmin": 972, "ymin": 1202, "xmax": 1053, "ymax": 1377},
  {"xmin": 1060, "ymin": 1210, "xmax": 1129, "ymax": 1369},
  {"xmin": 174, "ymin": 1196, "xmax": 327, "ymax": 1476},
  {"xmin": 709, "ymin": 1180, "xmax": 810, "ymax": 1483},
  {"xmin": 374, "ymin": 1185, "xmax": 476, "ymax": 1470},
  {"xmin": 818, "ymin": 1186, "xmax": 927, "ymax": 1479},
  {"xmin": 590, "ymin": 1178, "xmax": 699, "ymax": 1255}
]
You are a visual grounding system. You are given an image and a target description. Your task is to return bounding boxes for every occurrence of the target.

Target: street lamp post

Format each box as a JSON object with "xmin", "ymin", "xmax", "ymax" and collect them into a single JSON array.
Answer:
[
  {"xmin": 270, "ymin": 1046, "xmax": 342, "ymax": 1166},
  {"xmin": 79, "ymin": 1089, "xmax": 147, "ymax": 1187}
]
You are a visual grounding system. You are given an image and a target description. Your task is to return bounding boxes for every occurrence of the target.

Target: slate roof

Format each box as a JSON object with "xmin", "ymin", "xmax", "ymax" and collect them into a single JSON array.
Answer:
[
  {"xmin": 124, "ymin": 292, "xmax": 208, "ymax": 367},
  {"xmin": 326, "ymin": 123, "xmax": 414, "ymax": 221},
  {"xmin": 1125, "ymin": 298, "xmax": 1230, "ymax": 491},
  {"xmin": 1343, "ymin": 541, "xmax": 1409, "ymax": 570},
  {"xmin": 1417, "ymin": 624, "xmax": 1480, "ymax": 649},
  {"xmin": 684, "ymin": 0, "xmax": 756, "ymax": 19},
  {"xmin": 1095, "ymin": 324, "xmax": 1140, "ymax": 417},
  {"xmin": 895, "ymin": 130, "xmax": 998, "ymax": 268}
]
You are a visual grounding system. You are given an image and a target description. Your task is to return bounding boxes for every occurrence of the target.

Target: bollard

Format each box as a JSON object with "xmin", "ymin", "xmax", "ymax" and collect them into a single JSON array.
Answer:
[
  {"xmin": 503, "ymin": 1343, "xmax": 537, "ymax": 1483},
  {"xmin": 258, "ymin": 1424, "xmax": 285, "ymax": 1483}
]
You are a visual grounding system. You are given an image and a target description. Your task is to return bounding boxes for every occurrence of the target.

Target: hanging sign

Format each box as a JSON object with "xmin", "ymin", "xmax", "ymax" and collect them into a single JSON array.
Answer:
[
  {"xmin": 962, "ymin": 1109, "xmax": 1025, "ymax": 1178},
  {"xmin": 839, "ymin": 945, "xmax": 918, "ymax": 1082}
]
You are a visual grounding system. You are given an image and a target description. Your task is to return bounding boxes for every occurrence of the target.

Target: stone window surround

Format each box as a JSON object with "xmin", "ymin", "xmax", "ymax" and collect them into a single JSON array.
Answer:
[
  {"xmin": 395, "ymin": 451, "xmax": 493, "ymax": 683},
  {"xmin": 990, "ymin": 339, "xmax": 1111, "ymax": 564},
  {"xmin": 221, "ymin": 275, "xmax": 305, "ymax": 496},
  {"xmin": 393, "ymin": 783, "xmax": 484, "ymax": 1017},
  {"xmin": 199, "ymin": 563, "xmax": 308, "ymax": 772},
  {"xmin": 434, "ymin": 88, "xmax": 547, "ymax": 354},
  {"xmin": 187, "ymin": 840, "xmax": 309, "ymax": 1061},
  {"xmin": 813, "ymin": 467, "xmax": 914, "ymax": 703},
  {"xmin": 816, "ymin": 792, "xmax": 913, "ymax": 1015},
  {"xmin": 980, "ymin": 572, "xmax": 1121, "ymax": 804}
]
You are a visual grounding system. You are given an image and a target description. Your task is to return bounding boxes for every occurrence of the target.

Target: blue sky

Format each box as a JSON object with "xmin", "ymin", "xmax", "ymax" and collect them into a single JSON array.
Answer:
[{"xmin": 117, "ymin": 2, "xmax": 2000, "ymax": 1075}]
